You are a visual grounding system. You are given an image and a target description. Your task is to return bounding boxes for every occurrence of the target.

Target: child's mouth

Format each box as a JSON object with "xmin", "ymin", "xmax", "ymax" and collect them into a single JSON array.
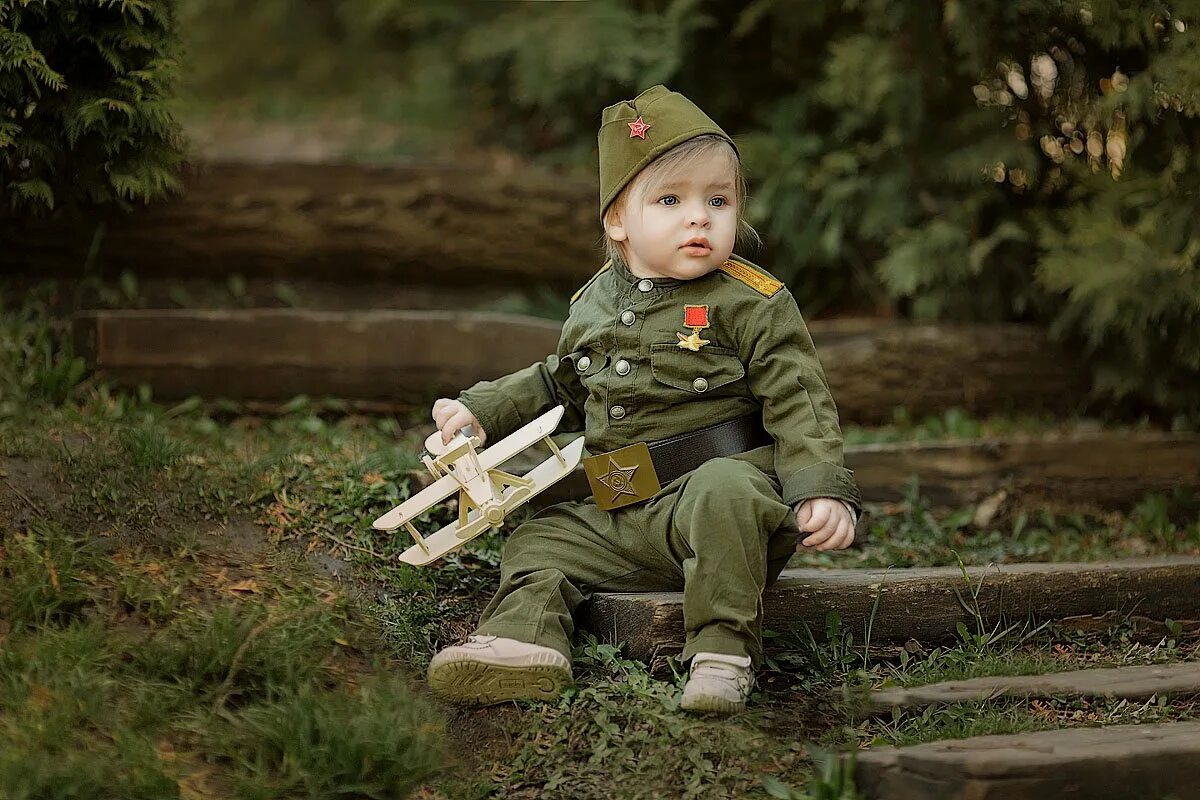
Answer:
[{"xmin": 681, "ymin": 239, "xmax": 711, "ymax": 255}]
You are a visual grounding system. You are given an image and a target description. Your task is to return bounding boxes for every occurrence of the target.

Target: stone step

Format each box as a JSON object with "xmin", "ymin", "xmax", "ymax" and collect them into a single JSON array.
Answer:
[
  {"xmin": 867, "ymin": 662, "xmax": 1200, "ymax": 713},
  {"xmin": 580, "ymin": 557, "xmax": 1200, "ymax": 672},
  {"xmin": 851, "ymin": 721, "xmax": 1200, "ymax": 800}
]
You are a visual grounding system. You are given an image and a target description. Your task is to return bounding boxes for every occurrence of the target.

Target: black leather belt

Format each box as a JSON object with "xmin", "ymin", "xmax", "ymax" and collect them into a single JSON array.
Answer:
[
  {"xmin": 566, "ymin": 413, "xmax": 773, "ymax": 509},
  {"xmin": 647, "ymin": 412, "xmax": 774, "ymax": 483}
]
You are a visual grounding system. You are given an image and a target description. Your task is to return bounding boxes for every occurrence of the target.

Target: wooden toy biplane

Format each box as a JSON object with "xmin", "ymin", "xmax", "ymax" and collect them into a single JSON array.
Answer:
[{"xmin": 372, "ymin": 406, "xmax": 585, "ymax": 566}]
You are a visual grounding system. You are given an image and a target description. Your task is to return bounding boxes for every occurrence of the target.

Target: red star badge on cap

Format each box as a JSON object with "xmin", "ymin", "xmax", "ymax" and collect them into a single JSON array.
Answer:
[{"xmin": 628, "ymin": 116, "xmax": 651, "ymax": 139}]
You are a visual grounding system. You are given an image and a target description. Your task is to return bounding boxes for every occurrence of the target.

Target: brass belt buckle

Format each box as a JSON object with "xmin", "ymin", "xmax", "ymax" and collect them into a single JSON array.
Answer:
[{"xmin": 582, "ymin": 441, "xmax": 662, "ymax": 511}]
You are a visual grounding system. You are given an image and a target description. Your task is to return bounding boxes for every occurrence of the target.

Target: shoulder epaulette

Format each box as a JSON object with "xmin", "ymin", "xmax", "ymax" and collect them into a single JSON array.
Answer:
[
  {"xmin": 716, "ymin": 257, "xmax": 784, "ymax": 298},
  {"xmin": 570, "ymin": 261, "xmax": 612, "ymax": 304}
]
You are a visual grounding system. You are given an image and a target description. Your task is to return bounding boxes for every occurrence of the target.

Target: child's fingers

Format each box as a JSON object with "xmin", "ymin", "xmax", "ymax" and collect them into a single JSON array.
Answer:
[
  {"xmin": 816, "ymin": 518, "xmax": 852, "ymax": 551},
  {"xmin": 794, "ymin": 502, "xmax": 812, "ymax": 529},
  {"xmin": 801, "ymin": 518, "xmax": 837, "ymax": 548},
  {"xmin": 801, "ymin": 502, "xmax": 832, "ymax": 534},
  {"xmin": 813, "ymin": 521, "xmax": 843, "ymax": 551},
  {"xmin": 440, "ymin": 409, "xmax": 474, "ymax": 444},
  {"xmin": 431, "ymin": 399, "xmax": 455, "ymax": 427}
]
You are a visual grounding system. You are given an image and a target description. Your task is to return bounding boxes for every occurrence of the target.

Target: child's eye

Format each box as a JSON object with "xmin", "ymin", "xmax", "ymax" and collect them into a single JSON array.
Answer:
[
  {"xmin": 709, "ymin": 196, "xmax": 727, "ymax": 208},
  {"xmin": 658, "ymin": 195, "xmax": 679, "ymax": 206}
]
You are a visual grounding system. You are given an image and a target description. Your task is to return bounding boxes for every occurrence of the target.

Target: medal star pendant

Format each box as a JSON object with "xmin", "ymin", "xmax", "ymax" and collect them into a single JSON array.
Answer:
[
  {"xmin": 597, "ymin": 456, "xmax": 639, "ymax": 500},
  {"xmin": 678, "ymin": 304, "xmax": 711, "ymax": 351},
  {"xmin": 676, "ymin": 330, "xmax": 710, "ymax": 351}
]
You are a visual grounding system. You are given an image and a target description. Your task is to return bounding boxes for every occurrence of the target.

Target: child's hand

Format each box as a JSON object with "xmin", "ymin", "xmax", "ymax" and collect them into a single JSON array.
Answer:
[
  {"xmin": 431, "ymin": 399, "xmax": 486, "ymax": 446},
  {"xmin": 794, "ymin": 497, "xmax": 855, "ymax": 551}
]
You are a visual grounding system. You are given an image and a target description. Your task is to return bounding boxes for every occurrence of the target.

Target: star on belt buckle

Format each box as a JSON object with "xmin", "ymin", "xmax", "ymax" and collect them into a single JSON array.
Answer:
[{"xmin": 582, "ymin": 442, "xmax": 662, "ymax": 511}]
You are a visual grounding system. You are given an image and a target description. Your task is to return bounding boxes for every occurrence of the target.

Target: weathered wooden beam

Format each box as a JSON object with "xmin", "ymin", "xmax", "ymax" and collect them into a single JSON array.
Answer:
[
  {"xmin": 844, "ymin": 431, "xmax": 1200, "ymax": 509},
  {"xmin": 867, "ymin": 662, "xmax": 1200, "ymax": 713},
  {"xmin": 72, "ymin": 308, "xmax": 1198, "ymax": 505},
  {"xmin": 811, "ymin": 318, "xmax": 1090, "ymax": 422},
  {"xmin": 72, "ymin": 308, "xmax": 563, "ymax": 403},
  {"xmin": 71, "ymin": 310, "xmax": 1091, "ymax": 422},
  {"xmin": 852, "ymin": 722, "xmax": 1200, "ymax": 800},
  {"xmin": 580, "ymin": 558, "xmax": 1200, "ymax": 672},
  {"xmin": 533, "ymin": 430, "xmax": 1200, "ymax": 511},
  {"xmin": 2, "ymin": 161, "xmax": 598, "ymax": 288}
]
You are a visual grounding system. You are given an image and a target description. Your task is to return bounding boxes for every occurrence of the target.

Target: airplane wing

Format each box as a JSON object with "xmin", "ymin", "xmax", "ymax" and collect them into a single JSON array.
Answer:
[
  {"xmin": 398, "ymin": 436, "xmax": 586, "ymax": 565},
  {"xmin": 372, "ymin": 405, "xmax": 568, "ymax": 532},
  {"xmin": 475, "ymin": 405, "xmax": 566, "ymax": 471},
  {"xmin": 371, "ymin": 472, "xmax": 461, "ymax": 531}
]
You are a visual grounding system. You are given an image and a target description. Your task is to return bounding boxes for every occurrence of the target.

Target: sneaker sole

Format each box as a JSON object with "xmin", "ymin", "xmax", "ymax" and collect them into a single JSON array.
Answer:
[
  {"xmin": 428, "ymin": 659, "xmax": 571, "ymax": 706},
  {"xmin": 679, "ymin": 693, "xmax": 746, "ymax": 714}
]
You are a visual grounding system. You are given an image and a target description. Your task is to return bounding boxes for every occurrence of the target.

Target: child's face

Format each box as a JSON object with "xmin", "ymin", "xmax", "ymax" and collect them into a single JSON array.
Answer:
[{"xmin": 605, "ymin": 149, "xmax": 738, "ymax": 281}]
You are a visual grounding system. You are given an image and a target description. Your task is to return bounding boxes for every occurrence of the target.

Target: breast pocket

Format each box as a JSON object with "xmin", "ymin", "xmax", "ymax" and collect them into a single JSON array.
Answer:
[
  {"xmin": 650, "ymin": 343, "xmax": 746, "ymax": 395},
  {"xmin": 563, "ymin": 343, "xmax": 608, "ymax": 384}
]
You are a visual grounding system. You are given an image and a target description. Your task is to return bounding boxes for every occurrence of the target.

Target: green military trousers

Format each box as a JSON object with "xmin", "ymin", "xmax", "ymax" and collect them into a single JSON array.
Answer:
[{"xmin": 473, "ymin": 447, "xmax": 801, "ymax": 669}]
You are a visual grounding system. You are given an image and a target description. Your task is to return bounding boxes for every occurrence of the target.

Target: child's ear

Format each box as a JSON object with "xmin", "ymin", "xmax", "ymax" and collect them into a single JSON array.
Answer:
[{"xmin": 604, "ymin": 208, "xmax": 628, "ymax": 243}]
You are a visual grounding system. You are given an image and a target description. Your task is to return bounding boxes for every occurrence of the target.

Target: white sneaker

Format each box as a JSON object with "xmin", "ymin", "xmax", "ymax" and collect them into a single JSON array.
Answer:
[
  {"xmin": 427, "ymin": 634, "xmax": 572, "ymax": 706},
  {"xmin": 679, "ymin": 651, "xmax": 753, "ymax": 714}
]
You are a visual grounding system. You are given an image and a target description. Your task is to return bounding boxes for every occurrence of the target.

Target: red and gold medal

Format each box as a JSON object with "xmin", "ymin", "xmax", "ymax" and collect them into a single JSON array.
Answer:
[{"xmin": 677, "ymin": 304, "xmax": 711, "ymax": 351}]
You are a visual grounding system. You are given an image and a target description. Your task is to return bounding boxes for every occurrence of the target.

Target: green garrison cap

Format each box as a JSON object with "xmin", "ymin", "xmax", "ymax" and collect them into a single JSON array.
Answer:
[{"xmin": 598, "ymin": 84, "xmax": 737, "ymax": 216}]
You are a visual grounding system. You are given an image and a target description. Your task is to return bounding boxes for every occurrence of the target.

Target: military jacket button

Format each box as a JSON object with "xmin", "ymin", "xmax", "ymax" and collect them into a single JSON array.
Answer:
[
  {"xmin": 637, "ymin": 279, "xmax": 654, "ymax": 292},
  {"xmin": 692, "ymin": 377, "xmax": 709, "ymax": 392},
  {"xmin": 576, "ymin": 355, "xmax": 591, "ymax": 372},
  {"xmin": 609, "ymin": 405, "xmax": 626, "ymax": 419},
  {"xmin": 620, "ymin": 310, "xmax": 636, "ymax": 326},
  {"xmin": 615, "ymin": 359, "xmax": 631, "ymax": 376}
]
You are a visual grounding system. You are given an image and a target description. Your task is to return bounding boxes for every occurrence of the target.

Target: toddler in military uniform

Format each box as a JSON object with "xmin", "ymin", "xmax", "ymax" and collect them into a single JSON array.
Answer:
[{"xmin": 427, "ymin": 85, "xmax": 862, "ymax": 714}]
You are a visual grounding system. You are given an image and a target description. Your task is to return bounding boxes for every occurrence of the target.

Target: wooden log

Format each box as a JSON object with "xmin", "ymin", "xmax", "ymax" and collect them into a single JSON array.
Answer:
[
  {"xmin": 70, "ymin": 310, "xmax": 1090, "ymax": 422},
  {"xmin": 72, "ymin": 308, "xmax": 563, "ymax": 403},
  {"xmin": 530, "ymin": 429, "xmax": 1200, "ymax": 511},
  {"xmin": 844, "ymin": 431, "xmax": 1200, "ymax": 509},
  {"xmin": 580, "ymin": 557, "xmax": 1200, "ymax": 672},
  {"xmin": 2, "ymin": 161, "xmax": 598, "ymax": 288},
  {"xmin": 1057, "ymin": 611, "xmax": 1200, "ymax": 643},
  {"xmin": 867, "ymin": 662, "xmax": 1200, "ymax": 713},
  {"xmin": 72, "ymin": 308, "xmax": 1198, "ymax": 506},
  {"xmin": 812, "ymin": 318, "xmax": 1090, "ymax": 422},
  {"xmin": 852, "ymin": 721, "xmax": 1200, "ymax": 800},
  {"xmin": 72, "ymin": 307, "xmax": 1199, "ymax": 510}
]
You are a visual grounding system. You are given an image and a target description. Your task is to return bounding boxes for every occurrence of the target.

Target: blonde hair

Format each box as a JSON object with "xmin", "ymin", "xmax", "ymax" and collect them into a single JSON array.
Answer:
[{"xmin": 599, "ymin": 134, "xmax": 760, "ymax": 266}]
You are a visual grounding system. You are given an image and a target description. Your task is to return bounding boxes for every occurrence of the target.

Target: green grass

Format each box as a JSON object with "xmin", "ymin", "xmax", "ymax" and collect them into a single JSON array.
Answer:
[
  {"xmin": 791, "ymin": 476, "xmax": 1200, "ymax": 571},
  {"xmin": 425, "ymin": 635, "xmax": 823, "ymax": 800},
  {"xmin": 0, "ymin": 520, "xmax": 447, "ymax": 799},
  {"xmin": 4, "ymin": 287, "xmax": 1200, "ymax": 798},
  {"xmin": 867, "ymin": 692, "xmax": 1200, "ymax": 749},
  {"xmin": 842, "ymin": 404, "xmax": 1200, "ymax": 443}
]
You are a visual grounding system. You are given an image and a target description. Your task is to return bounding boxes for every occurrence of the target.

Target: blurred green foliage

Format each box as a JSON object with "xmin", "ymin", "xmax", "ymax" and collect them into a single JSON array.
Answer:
[
  {"xmin": 177, "ymin": 0, "xmax": 1200, "ymax": 415},
  {"xmin": 4, "ymin": 0, "xmax": 1194, "ymax": 414},
  {"xmin": 0, "ymin": 0, "xmax": 185, "ymax": 213}
]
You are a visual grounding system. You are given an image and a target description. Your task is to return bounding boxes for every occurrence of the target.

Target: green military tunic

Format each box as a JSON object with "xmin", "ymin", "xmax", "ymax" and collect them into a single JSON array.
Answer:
[{"xmin": 456, "ymin": 252, "xmax": 862, "ymax": 668}]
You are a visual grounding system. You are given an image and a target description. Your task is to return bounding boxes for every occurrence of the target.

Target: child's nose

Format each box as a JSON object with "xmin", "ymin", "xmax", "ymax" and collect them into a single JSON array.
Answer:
[{"xmin": 686, "ymin": 200, "xmax": 710, "ymax": 226}]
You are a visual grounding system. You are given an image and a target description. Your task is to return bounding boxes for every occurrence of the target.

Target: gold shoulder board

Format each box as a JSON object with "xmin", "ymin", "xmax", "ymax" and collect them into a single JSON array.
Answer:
[
  {"xmin": 717, "ymin": 258, "xmax": 784, "ymax": 298},
  {"xmin": 570, "ymin": 261, "xmax": 612, "ymax": 305}
]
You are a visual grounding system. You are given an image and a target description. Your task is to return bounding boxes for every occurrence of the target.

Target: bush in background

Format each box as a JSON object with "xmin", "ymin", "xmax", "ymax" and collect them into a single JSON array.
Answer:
[
  {"xmin": 108, "ymin": 0, "xmax": 1200, "ymax": 415},
  {"xmin": 0, "ymin": 0, "xmax": 185, "ymax": 214}
]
